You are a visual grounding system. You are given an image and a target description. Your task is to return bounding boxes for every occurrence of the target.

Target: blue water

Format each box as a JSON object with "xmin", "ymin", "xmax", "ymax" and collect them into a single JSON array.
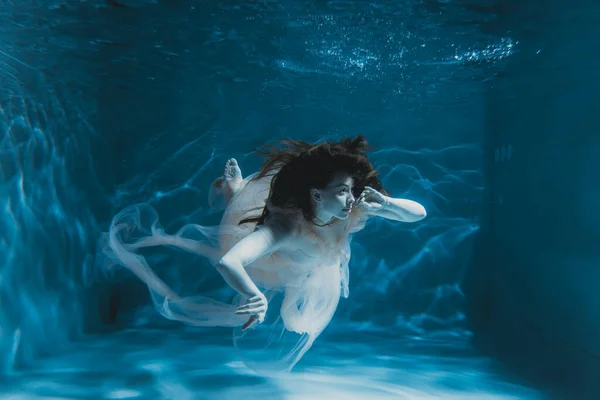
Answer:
[
  {"xmin": 4, "ymin": 326, "xmax": 545, "ymax": 400},
  {"xmin": 0, "ymin": 0, "xmax": 569, "ymax": 398}
]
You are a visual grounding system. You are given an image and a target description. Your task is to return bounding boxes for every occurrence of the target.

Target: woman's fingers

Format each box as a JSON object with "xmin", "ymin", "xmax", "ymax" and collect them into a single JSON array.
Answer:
[
  {"xmin": 356, "ymin": 192, "xmax": 367, "ymax": 205},
  {"xmin": 236, "ymin": 304, "xmax": 260, "ymax": 311},
  {"xmin": 235, "ymin": 294, "xmax": 267, "ymax": 315},
  {"xmin": 236, "ymin": 296, "xmax": 265, "ymax": 309},
  {"xmin": 234, "ymin": 293, "xmax": 268, "ymax": 330},
  {"xmin": 235, "ymin": 305, "xmax": 266, "ymax": 315},
  {"xmin": 236, "ymin": 301, "xmax": 266, "ymax": 311},
  {"xmin": 365, "ymin": 186, "xmax": 384, "ymax": 200},
  {"xmin": 360, "ymin": 188, "xmax": 373, "ymax": 200},
  {"xmin": 239, "ymin": 297, "xmax": 263, "ymax": 307}
]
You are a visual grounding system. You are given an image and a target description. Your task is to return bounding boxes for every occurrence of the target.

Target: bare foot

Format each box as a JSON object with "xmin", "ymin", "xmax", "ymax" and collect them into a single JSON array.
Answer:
[
  {"xmin": 224, "ymin": 158, "xmax": 243, "ymax": 189},
  {"xmin": 208, "ymin": 158, "xmax": 244, "ymax": 210}
]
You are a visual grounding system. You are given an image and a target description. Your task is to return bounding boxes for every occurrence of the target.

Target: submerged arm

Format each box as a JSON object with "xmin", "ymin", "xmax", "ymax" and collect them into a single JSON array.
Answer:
[
  {"xmin": 356, "ymin": 186, "xmax": 427, "ymax": 223},
  {"xmin": 375, "ymin": 196, "xmax": 427, "ymax": 222},
  {"xmin": 217, "ymin": 224, "xmax": 288, "ymax": 298},
  {"xmin": 216, "ymin": 222, "xmax": 289, "ymax": 329}
]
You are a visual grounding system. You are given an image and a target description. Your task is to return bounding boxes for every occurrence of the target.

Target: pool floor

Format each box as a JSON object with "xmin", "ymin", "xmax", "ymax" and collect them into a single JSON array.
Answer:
[{"xmin": 2, "ymin": 327, "xmax": 547, "ymax": 399}]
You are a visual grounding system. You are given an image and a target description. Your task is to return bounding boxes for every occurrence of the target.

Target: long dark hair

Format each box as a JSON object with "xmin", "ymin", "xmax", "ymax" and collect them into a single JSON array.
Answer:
[{"xmin": 239, "ymin": 135, "xmax": 388, "ymax": 226}]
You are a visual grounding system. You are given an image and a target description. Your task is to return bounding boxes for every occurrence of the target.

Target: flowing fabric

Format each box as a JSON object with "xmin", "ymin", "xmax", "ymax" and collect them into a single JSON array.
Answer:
[{"xmin": 100, "ymin": 172, "xmax": 367, "ymax": 372}]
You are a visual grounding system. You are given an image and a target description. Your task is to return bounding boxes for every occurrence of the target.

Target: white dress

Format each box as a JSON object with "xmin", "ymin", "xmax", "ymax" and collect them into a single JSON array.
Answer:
[{"xmin": 102, "ymin": 172, "xmax": 368, "ymax": 372}]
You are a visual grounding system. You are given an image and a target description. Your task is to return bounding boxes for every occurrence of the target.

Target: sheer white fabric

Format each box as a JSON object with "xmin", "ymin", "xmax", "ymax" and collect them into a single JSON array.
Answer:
[{"xmin": 100, "ymin": 172, "xmax": 367, "ymax": 372}]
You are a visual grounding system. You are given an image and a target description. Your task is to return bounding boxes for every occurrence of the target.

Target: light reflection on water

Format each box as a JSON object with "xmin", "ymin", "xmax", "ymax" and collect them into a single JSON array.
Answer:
[{"xmin": 2, "ymin": 327, "xmax": 547, "ymax": 400}]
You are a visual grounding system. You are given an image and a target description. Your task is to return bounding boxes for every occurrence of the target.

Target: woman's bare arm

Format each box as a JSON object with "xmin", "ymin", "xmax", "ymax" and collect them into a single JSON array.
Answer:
[
  {"xmin": 373, "ymin": 197, "xmax": 427, "ymax": 222},
  {"xmin": 355, "ymin": 186, "xmax": 427, "ymax": 223},
  {"xmin": 216, "ymin": 222, "xmax": 290, "ymax": 329},
  {"xmin": 217, "ymin": 224, "xmax": 289, "ymax": 298}
]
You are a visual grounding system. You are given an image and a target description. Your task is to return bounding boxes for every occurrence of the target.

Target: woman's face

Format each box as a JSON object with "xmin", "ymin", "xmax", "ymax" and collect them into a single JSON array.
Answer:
[{"xmin": 312, "ymin": 171, "xmax": 356, "ymax": 221}]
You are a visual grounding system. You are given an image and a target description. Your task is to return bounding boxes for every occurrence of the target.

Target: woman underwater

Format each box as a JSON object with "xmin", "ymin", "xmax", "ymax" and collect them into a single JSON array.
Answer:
[{"xmin": 103, "ymin": 135, "xmax": 427, "ymax": 371}]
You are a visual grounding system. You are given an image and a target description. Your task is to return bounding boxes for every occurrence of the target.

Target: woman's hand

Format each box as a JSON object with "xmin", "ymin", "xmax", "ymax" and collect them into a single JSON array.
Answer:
[
  {"xmin": 235, "ymin": 293, "xmax": 268, "ymax": 330},
  {"xmin": 354, "ymin": 186, "xmax": 389, "ymax": 212}
]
